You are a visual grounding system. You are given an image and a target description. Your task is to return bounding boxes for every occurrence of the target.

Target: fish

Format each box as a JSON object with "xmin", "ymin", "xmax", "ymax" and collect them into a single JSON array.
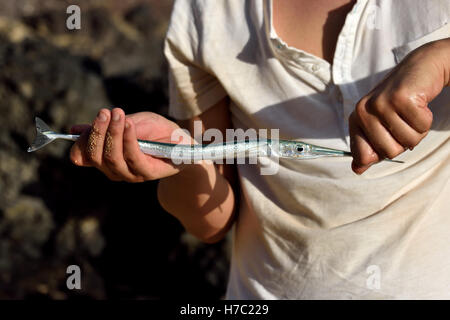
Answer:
[{"xmin": 27, "ymin": 117, "xmax": 404, "ymax": 163}]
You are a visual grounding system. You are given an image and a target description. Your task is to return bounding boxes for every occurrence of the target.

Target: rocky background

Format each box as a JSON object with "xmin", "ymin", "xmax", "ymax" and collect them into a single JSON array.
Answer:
[{"xmin": 0, "ymin": 0, "xmax": 230, "ymax": 299}]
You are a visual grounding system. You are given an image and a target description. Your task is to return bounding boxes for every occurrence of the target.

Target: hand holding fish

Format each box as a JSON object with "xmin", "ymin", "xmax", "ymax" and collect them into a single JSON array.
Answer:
[
  {"xmin": 349, "ymin": 38, "xmax": 450, "ymax": 174},
  {"xmin": 69, "ymin": 108, "xmax": 187, "ymax": 182}
]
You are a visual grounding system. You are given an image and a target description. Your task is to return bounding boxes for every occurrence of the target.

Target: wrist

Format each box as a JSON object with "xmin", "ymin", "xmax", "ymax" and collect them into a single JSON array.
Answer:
[{"xmin": 424, "ymin": 37, "xmax": 450, "ymax": 86}]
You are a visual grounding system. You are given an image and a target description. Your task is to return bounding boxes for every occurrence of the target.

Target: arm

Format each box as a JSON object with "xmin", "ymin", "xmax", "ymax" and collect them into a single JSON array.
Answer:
[
  {"xmin": 349, "ymin": 38, "xmax": 450, "ymax": 174},
  {"xmin": 158, "ymin": 97, "xmax": 238, "ymax": 243}
]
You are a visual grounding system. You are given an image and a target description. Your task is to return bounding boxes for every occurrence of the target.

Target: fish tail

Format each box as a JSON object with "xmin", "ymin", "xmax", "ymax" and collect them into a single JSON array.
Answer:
[{"xmin": 27, "ymin": 117, "xmax": 55, "ymax": 152}]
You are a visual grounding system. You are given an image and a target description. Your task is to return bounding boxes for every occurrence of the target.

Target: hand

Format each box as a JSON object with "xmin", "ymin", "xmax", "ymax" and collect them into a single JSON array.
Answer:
[
  {"xmin": 349, "ymin": 39, "xmax": 450, "ymax": 174},
  {"xmin": 70, "ymin": 108, "xmax": 189, "ymax": 182}
]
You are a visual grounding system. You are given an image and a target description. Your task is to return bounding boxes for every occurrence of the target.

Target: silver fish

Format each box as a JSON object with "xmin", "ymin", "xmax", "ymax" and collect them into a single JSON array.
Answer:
[{"xmin": 27, "ymin": 117, "xmax": 404, "ymax": 163}]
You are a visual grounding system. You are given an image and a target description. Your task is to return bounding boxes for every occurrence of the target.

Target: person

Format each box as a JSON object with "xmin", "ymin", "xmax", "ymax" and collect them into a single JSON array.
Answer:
[{"xmin": 70, "ymin": 0, "xmax": 450, "ymax": 299}]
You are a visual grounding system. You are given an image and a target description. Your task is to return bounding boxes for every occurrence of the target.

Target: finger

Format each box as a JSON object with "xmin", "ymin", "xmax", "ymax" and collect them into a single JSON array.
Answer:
[
  {"xmin": 102, "ymin": 108, "xmax": 135, "ymax": 181},
  {"xmin": 122, "ymin": 118, "xmax": 153, "ymax": 181},
  {"xmin": 86, "ymin": 109, "xmax": 110, "ymax": 167},
  {"xmin": 349, "ymin": 114, "xmax": 379, "ymax": 174},
  {"xmin": 380, "ymin": 111, "xmax": 427, "ymax": 150},
  {"xmin": 70, "ymin": 127, "xmax": 93, "ymax": 167},
  {"xmin": 362, "ymin": 118, "xmax": 406, "ymax": 160},
  {"xmin": 356, "ymin": 102, "xmax": 405, "ymax": 160},
  {"xmin": 86, "ymin": 109, "xmax": 123, "ymax": 181}
]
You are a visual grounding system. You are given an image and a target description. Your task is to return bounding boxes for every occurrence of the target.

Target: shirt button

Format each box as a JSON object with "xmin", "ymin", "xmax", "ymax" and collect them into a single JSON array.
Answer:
[{"xmin": 311, "ymin": 64, "xmax": 319, "ymax": 72}]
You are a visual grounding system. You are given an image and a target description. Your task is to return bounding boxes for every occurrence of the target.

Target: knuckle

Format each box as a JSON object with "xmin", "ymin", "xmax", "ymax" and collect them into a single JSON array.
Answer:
[
  {"xmin": 107, "ymin": 121, "xmax": 121, "ymax": 135},
  {"xmin": 388, "ymin": 90, "xmax": 410, "ymax": 108},
  {"xmin": 102, "ymin": 153, "xmax": 118, "ymax": 167},
  {"xmin": 123, "ymin": 152, "xmax": 137, "ymax": 166},
  {"xmin": 123, "ymin": 150, "xmax": 141, "ymax": 168},
  {"xmin": 354, "ymin": 100, "xmax": 368, "ymax": 122},
  {"xmin": 125, "ymin": 161, "xmax": 138, "ymax": 173},
  {"xmin": 126, "ymin": 162, "xmax": 142, "ymax": 177},
  {"xmin": 368, "ymin": 96, "xmax": 386, "ymax": 115},
  {"xmin": 108, "ymin": 121, "xmax": 120, "ymax": 131},
  {"xmin": 123, "ymin": 126, "xmax": 134, "ymax": 139}
]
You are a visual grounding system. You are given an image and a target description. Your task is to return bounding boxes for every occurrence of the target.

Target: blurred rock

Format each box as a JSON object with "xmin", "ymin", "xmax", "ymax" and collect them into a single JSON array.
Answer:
[
  {"xmin": 79, "ymin": 217, "xmax": 105, "ymax": 257},
  {"xmin": 0, "ymin": 0, "xmax": 230, "ymax": 300},
  {"xmin": 55, "ymin": 219, "xmax": 77, "ymax": 258},
  {"xmin": 1, "ymin": 197, "xmax": 54, "ymax": 259}
]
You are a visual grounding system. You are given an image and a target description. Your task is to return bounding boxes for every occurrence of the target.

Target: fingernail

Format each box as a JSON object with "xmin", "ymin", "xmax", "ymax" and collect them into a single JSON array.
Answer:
[
  {"xmin": 97, "ymin": 111, "xmax": 107, "ymax": 122},
  {"xmin": 112, "ymin": 112, "xmax": 120, "ymax": 122},
  {"xmin": 125, "ymin": 121, "xmax": 130, "ymax": 129}
]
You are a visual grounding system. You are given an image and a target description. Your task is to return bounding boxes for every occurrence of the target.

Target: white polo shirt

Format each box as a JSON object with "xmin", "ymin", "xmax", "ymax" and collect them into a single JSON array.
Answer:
[{"xmin": 164, "ymin": 0, "xmax": 450, "ymax": 299}]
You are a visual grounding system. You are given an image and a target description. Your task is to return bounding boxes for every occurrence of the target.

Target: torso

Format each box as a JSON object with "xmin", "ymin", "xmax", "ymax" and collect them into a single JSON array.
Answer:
[
  {"xmin": 167, "ymin": 0, "xmax": 450, "ymax": 299},
  {"xmin": 272, "ymin": 0, "xmax": 356, "ymax": 64}
]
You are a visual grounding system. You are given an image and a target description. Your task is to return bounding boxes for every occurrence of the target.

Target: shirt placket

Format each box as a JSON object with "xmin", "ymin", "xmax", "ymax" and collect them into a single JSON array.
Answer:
[{"xmin": 332, "ymin": 0, "xmax": 368, "ymax": 147}]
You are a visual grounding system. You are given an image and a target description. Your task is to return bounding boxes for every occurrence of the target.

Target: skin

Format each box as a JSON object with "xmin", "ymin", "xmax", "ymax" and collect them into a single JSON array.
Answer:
[
  {"xmin": 70, "ymin": 1, "xmax": 450, "ymax": 242},
  {"xmin": 71, "ymin": 98, "xmax": 237, "ymax": 243},
  {"xmin": 273, "ymin": 0, "xmax": 356, "ymax": 64},
  {"xmin": 349, "ymin": 40, "xmax": 450, "ymax": 173}
]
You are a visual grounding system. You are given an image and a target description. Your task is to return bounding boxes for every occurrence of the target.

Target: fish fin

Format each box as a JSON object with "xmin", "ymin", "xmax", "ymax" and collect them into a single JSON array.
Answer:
[{"xmin": 27, "ymin": 117, "xmax": 55, "ymax": 152}]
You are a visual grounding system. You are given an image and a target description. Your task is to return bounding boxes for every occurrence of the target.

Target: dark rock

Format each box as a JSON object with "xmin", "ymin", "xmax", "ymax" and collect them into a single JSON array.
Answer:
[{"xmin": 0, "ymin": 0, "xmax": 230, "ymax": 300}]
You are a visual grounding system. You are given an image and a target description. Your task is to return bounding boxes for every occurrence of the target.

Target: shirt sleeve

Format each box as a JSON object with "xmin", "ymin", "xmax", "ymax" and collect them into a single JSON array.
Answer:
[{"xmin": 164, "ymin": 0, "xmax": 228, "ymax": 120}]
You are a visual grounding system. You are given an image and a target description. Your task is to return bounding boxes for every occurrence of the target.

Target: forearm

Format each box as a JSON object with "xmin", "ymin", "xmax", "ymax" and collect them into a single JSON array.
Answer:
[
  {"xmin": 433, "ymin": 37, "xmax": 450, "ymax": 86},
  {"xmin": 157, "ymin": 160, "xmax": 236, "ymax": 243},
  {"xmin": 412, "ymin": 37, "xmax": 450, "ymax": 88}
]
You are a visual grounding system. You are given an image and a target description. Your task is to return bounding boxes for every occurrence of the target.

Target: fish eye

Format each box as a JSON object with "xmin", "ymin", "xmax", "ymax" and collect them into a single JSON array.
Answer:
[{"xmin": 296, "ymin": 146, "xmax": 304, "ymax": 152}]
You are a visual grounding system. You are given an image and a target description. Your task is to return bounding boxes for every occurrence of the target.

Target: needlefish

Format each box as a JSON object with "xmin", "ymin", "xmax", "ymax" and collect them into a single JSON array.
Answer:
[{"xmin": 27, "ymin": 117, "xmax": 404, "ymax": 163}]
